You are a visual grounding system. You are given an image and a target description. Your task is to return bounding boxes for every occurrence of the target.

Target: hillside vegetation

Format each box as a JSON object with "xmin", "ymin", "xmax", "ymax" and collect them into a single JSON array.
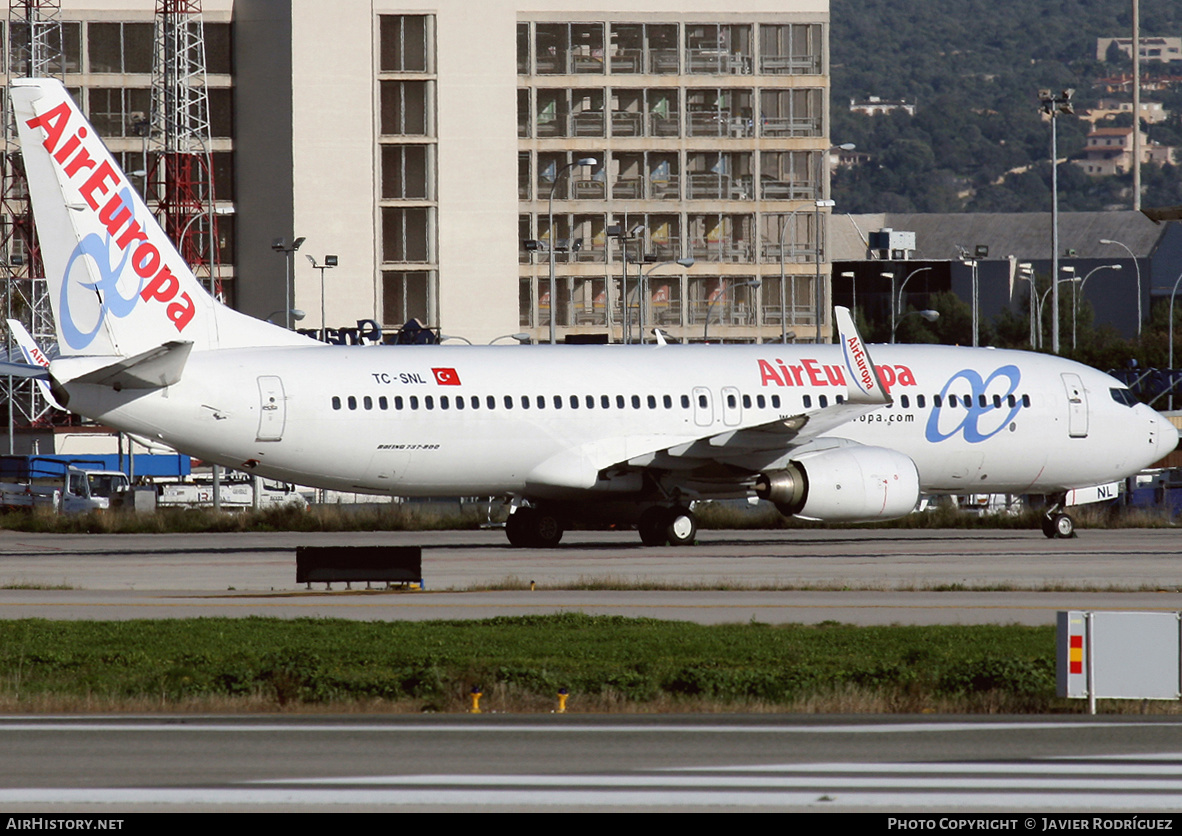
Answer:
[{"xmin": 831, "ymin": 0, "xmax": 1182, "ymax": 212}]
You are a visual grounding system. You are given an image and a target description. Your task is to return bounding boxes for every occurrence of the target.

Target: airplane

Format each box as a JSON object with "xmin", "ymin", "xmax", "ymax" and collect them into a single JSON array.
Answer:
[{"xmin": 3, "ymin": 77, "xmax": 1177, "ymax": 547}]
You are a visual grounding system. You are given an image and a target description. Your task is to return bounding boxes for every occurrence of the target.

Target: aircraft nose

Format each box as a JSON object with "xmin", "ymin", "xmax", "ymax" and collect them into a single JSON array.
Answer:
[{"xmin": 1158, "ymin": 412, "xmax": 1180, "ymax": 458}]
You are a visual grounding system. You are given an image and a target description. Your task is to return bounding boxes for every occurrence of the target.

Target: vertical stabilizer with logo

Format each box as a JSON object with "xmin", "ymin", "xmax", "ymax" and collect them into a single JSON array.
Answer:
[{"xmin": 10, "ymin": 78, "xmax": 311, "ymax": 357}]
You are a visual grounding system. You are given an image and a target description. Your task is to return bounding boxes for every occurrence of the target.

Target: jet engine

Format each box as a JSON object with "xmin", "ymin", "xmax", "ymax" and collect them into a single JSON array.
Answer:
[{"xmin": 755, "ymin": 446, "xmax": 921, "ymax": 522}]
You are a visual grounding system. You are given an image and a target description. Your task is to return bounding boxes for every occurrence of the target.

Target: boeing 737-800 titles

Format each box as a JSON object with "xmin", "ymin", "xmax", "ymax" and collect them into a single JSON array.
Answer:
[{"xmin": 3, "ymin": 78, "xmax": 1176, "ymax": 547}]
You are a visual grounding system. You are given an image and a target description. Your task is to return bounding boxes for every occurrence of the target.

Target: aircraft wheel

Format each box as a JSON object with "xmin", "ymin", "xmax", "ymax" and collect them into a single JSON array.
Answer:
[
  {"xmin": 665, "ymin": 507, "xmax": 697, "ymax": 546},
  {"xmin": 505, "ymin": 508, "xmax": 536, "ymax": 547},
  {"xmin": 1051, "ymin": 513, "xmax": 1075, "ymax": 539},
  {"xmin": 1041, "ymin": 512, "xmax": 1075, "ymax": 539},
  {"xmin": 532, "ymin": 512, "xmax": 565, "ymax": 548},
  {"xmin": 637, "ymin": 507, "xmax": 669, "ymax": 547}
]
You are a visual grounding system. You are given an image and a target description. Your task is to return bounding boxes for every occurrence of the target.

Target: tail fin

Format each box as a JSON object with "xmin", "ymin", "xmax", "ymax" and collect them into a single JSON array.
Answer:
[
  {"xmin": 10, "ymin": 78, "xmax": 311, "ymax": 357},
  {"xmin": 6, "ymin": 318, "xmax": 62, "ymax": 409}
]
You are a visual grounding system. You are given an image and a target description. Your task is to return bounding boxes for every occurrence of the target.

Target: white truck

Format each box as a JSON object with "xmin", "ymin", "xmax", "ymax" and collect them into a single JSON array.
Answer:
[{"xmin": 0, "ymin": 467, "xmax": 130, "ymax": 514}]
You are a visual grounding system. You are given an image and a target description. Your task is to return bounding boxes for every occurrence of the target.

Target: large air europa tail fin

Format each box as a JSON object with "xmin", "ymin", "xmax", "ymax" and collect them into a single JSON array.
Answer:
[{"xmin": 10, "ymin": 78, "xmax": 312, "ymax": 357}]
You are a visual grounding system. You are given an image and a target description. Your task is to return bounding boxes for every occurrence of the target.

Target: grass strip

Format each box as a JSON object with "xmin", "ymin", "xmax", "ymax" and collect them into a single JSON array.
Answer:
[{"xmin": 0, "ymin": 613, "xmax": 1139, "ymax": 714}]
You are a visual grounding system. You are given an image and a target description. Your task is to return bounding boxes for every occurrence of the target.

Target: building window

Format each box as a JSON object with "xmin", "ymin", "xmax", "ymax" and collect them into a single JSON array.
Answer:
[
  {"xmin": 382, "ymin": 270, "xmax": 433, "ymax": 327},
  {"xmin": 87, "ymin": 22, "xmax": 152, "ymax": 74},
  {"xmin": 382, "ymin": 207, "xmax": 431, "ymax": 262},
  {"xmin": 535, "ymin": 22, "xmax": 604, "ymax": 75},
  {"xmin": 759, "ymin": 23, "xmax": 822, "ymax": 74},
  {"xmin": 380, "ymin": 15, "xmax": 429, "ymax": 73},
  {"xmin": 685, "ymin": 24, "xmax": 752, "ymax": 75},
  {"xmin": 760, "ymin": 89, "xmax": 823, "ymax": 137},
  {"xmin": 87, "ymin": 87, "xmax": 151, "ymax": 138},
  {"xmin": 10, "ymin": 21, "xmax": 81, "ymax": 75},
  {"xmin": 381, "ymin": 80, "xmax": 431, "ymax": 136},
  {"xmin": 382, "ymin": 145, "xmax": 431, "ymax": 200}
]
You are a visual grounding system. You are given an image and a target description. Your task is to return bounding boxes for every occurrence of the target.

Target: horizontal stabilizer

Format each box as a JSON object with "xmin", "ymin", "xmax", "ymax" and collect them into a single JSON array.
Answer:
[
  {"xmin": 72, "ymin": 341, "xmax": 193, "ymax": 390},
  {"xmin": 0, "ymin": 361, "xmax": 49, "ymax": 380}
]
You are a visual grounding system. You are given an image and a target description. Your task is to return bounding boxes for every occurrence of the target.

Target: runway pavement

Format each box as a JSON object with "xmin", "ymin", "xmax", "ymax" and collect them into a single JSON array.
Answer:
[{"xmin": 0, "ymin": 527, "xmax": 1179, "ymax": 624}]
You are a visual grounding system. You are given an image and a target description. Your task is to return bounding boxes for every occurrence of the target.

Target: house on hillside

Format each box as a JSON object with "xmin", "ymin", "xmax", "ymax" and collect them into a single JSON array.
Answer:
[
  {"xmin": 1097, "ymin": 37, "xmax": 1182, "ymax": 64},
  {"xmin": 1080, "ymin": 98, "xmax": 1168, "ymax": 125},
  {"xmin": 1073, "ymin": 126, "xmax": 1176, "ymax": 177}
]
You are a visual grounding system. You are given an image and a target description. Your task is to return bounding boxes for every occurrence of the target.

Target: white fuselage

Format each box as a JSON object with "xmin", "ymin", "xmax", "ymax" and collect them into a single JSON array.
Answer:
[{"xmin": 52, "ymin": 342, "xmax": 1175, "ymax": 501}]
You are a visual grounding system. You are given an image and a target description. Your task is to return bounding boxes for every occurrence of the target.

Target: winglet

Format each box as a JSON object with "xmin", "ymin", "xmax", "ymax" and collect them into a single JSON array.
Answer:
[{"xmin": 835, "ymin": 306, "xmax": 891, "ymax": 405}]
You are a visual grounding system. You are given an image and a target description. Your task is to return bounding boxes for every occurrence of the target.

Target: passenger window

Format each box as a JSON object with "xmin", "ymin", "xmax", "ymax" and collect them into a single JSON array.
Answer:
[
  {"xmin": 440, "ymin": 396, "xmax": 449, "ymax": 410},
  {"xmin": 916, "ymin": 394, "xmax": 925, "ymax": 408},
  {"xmin": 504, "ymin": 395, "xmax": 513, "ymax": 409},
  {"xmin": 586, "ymin": 395, "xmax": 595, "ymax": 408},
  {"xmin": 332, "ymin": 396, "xmax": 341, "ymax": 410},
  {"xmin": 949, "ymin": 395, "xmax": 958, "ymax": 408},
  {"xmin": 979, "ymin": 394, "xmax": 987, "ymax": 408},
  {"xmin": 900, "ymin": 395, "xmax": 909, "ymax": 408},
  {"xmin": 1007, "ymin": 394, "xmax": 1016, "ymax": 408},
  {"xmin": 681, "ymin": 395, "xmax": 690, "ymax": 408},
  {"xmin": 771, "ymin": 395, "xmax": 780, "ymax": 408},
  {"xmin": 933, "ymin": 394, "xmax": 941, "ymax": 408},
  {"xmin": 471, "ymin": 396, "xmax": 480, "ymax": 409},
  {"xmin": 632, "ymin": 395, "xmax": 641, "ymax": 409},
  {"xmin": 455, "ymin": 397, "xmax": 464, "ymax": 410},
  {"xmin": 395, "ymin": 396, "xmax": 404, "ymax": 410},
  {"xmin": 819, "ymin": 395, "xmax": 828, "ymax": 407},
  {"xmin": 993, "ymin": 395, "xmax": 1001, "ymax": 408},
  {"xmin": 537, "ymin": 395, "xmax": 545, "ymax": 409},
  {"xmin": 521, "ymin": 395, "xmax": 529, "ymax": 409},
  {"xmin": 726, "ymin": 394, "xmax": 736, "ymax": 408},
  {"xmin": 487, "ymin": 395, "xmax": 495, "ymax": 409},
  {"xmin": 803, "ymin": 395, "xmax": 812, "ymax": 408},
  {"xmin": 570, "ymin": 395, "xmax": 579, "ymax": 409},
  {"xmin": 379, "ymin": 396, "xmax": 388, "ymax": 410},
  {"xmin": 348, "ymin": 396, "xmax": 357, "ymax": 410},
  {"xmin": 663, "ymin": 395, "xmax": 672, "ymax": 408},
  {"xmin": 742, "ymin": 394, "xmax": 751, "ymax": 408},
  {"xmin": 1022, "ymin": 394, "xmax": 1031, "ymax": 407},
  {"xmin": 617, "ymin": 395, "xmax": 626, "ymax": 408},
  {"xmin": 698, "ymin": 394, "xmax": 707, "ymax": 408},
  {"xmin": 554, "ymin": 395, "xmax": 562, "ymax": 409},
  {"xmin": 425, "ymin": 396, "xmax": 434, "ymax": 410},
  {"xmin": 837, "ymin": 395, "xmax": 845, "ymax": 404},
  {"xmin": 647, "ymin": 395, "xmax": 656, "ymax": 409},
  {"xmin": 601, "ymin": 395, "xmax": 610, "ymax": 408},
  {"xmin": 364, "ymin": 396, "xmax": 373, "ymax": 410},
  {"xmin": 409, "ymin": 396, "xmax": 419, "ymax": 410},
  {"xmin": 756, "ymin": 395, "xmax": 765, "ymax": 408}
]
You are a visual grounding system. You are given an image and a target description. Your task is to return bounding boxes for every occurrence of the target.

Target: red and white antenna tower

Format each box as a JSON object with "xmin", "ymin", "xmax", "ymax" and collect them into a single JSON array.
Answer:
[{"xmin": 147, "ymin": 0, "xmax": 222, "ymax": 298}]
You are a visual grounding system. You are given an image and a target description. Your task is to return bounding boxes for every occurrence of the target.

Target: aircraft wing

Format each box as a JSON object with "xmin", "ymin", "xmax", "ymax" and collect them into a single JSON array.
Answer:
[{"xmin": 525, "ymin": 306, "xmax": 892, "ymax": 492}]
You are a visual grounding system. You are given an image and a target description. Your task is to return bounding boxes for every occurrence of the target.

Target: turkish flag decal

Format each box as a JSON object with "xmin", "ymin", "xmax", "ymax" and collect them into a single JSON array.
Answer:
[{"xmin": 432, "ymin": 367, "xmax": 461, "ymax": 386}]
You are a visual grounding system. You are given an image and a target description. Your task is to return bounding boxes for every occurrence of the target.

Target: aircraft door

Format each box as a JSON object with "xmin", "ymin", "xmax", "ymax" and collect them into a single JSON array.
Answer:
[
  {"xmin": 1061, "ymin": 373, "xmax": 1088, "ymax": 438},
  {"xmin": 721, "ymin": 386, "xmax": 742, "ymax": 426},
  {"xmin": 256, "ymin": 376, "xmax": 287, "ymax": 442},
  {"xmin": 692, "ymin": 386, "xmax": 713, "ymax": 427}
]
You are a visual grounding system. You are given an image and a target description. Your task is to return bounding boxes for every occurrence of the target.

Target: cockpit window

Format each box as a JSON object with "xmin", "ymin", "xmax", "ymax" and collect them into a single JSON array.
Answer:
[{"xmin": 1110, "ymin": 387, "xmax": 1138, "ymax": 407}]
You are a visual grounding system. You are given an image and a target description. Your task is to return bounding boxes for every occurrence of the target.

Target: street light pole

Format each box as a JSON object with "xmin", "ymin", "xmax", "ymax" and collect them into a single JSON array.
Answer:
[
  {"xmin": 1073, "ymin": 263, "xmax": 1121, "ymax": 352},
  {"xmin": 271, "ymin": 236, "xmax": 306, "ymax": 329},
  {"xmin": 636, "ymin": 257, "xmax": 694, "ymax": 343},
  {"xmin": 1039, "ymin": 88, "xmax": 1073, "ymax": 354},
  {"xmin": 1099, "ymin": 238, "xmax": 1143, "ymax": 338},
  {"xmin": 306, "ymin": 254, "xmax": 338, "ymax": 338},
  {"xmin": 548, "ymin": 157, "xmax": 597, "ymax": 345},
  {"xmin": 704, "ymin": 278, "xmax": 760, "ymax": 342},
  {"xmin": 1169, "ymin": 269, "xmax": 1182, "ymax": 411},
  {"xmin": 895, "ymin": 266, "xmax": 933, "ymax": 345}
]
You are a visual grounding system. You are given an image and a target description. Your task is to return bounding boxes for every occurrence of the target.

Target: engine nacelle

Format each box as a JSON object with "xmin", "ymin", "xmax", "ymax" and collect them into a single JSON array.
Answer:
[{"xmin": 756, "ymin": 446, "xmax": 920, "ymax": 522}]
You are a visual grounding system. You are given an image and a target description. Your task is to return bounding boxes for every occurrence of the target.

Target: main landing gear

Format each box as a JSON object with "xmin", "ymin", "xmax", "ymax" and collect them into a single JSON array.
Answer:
[
  {"xmin": 1041, "ymin": 496, "xmax": 1076, "ymax": 539},
  {"xmin": 637, "ymin": 505, "xmax": 697, "ymax": 547},
  {"xmin": 503, "ymin": 504, "xmax": 698, "ymax": 548}
]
